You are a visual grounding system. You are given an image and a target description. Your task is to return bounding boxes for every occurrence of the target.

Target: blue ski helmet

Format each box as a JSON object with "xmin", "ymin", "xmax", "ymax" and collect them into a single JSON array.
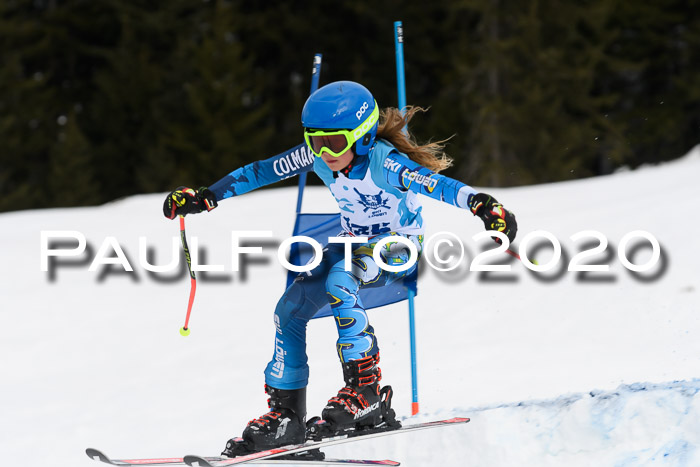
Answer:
[{"xmin": 301, "ymin": 81, "xmax": 379, "ymax": 156}]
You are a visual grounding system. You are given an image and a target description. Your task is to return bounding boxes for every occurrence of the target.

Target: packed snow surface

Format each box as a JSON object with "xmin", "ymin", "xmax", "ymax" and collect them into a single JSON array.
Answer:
[{"xmin": 2, "ymin": 147, "xmax": 700, "ymax": 466}]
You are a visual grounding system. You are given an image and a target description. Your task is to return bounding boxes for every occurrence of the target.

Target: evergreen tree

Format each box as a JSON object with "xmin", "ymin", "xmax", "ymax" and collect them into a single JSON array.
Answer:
[
  {"xmin": 149, "ymin": 0, "xmax": 272, "ymax": 190},
  {"xmin": 85, "ymin": 0, "xmax": 191, "ymax": 201},
  {"xmin": 599, "ymin": 0, "xmax": 700, "ymax": 166},
  {"xmin": 437, "ymin": 0, "xmax": 632, "ymax": 186},
  {"xmin": 0, "ymin": 0, "xmax": 118, "ymax": 211},
  {"xmin": 48, "ymin": 112, "xmax": 98, "ymax": 206}
]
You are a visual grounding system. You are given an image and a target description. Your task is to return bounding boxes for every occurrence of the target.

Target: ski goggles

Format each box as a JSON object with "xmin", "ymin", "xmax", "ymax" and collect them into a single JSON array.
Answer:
[{"xmin": 304, "ymin": 103, "xmax": 379, "ymax": 157}]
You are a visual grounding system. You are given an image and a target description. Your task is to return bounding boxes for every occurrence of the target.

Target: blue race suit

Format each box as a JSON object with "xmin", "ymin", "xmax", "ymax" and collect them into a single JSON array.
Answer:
[{"xmin": 209, "ymin": 139, "xmax": 477, "ymax": 389}]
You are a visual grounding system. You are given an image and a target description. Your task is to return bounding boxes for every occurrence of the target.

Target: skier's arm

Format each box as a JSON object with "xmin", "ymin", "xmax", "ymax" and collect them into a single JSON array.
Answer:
[
  {"xmin": 208, "ymin": 143, "xmax": 315, "ymax": 200},
  {"xmin": 382, "ymin": 152, "xmax": 517, "ymax": 242},
  {"xmin": 381, "ymin": 152, "xmax": 476, "ymax": 209},
  {"xmin": 163, "ymin": 143, "xmax": 315, "ymax": 219}
]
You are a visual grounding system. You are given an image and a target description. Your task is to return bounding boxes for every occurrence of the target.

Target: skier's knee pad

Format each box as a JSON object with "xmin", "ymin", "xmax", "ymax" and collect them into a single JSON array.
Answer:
[
  {"xmin": 325, "ymin": 267, "xmax": 360, "ymax": 305},
  {"xmin": 347, "ymin": 255, "xmax": 382, "ymax": 285}
]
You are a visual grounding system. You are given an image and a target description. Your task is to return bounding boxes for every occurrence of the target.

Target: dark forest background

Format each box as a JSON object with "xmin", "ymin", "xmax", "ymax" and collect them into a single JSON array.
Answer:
[{"xmin": 1, "ymin": 0, "xmax": 698, "ymax": 212}]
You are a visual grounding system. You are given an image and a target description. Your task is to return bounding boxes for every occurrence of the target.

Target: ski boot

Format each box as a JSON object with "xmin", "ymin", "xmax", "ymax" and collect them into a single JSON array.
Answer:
[
  {"xmin": 307, "ymin": 353, "xmax": 401, "ymax": 440},
  {"xmin": 222, "ymin": 385, "xmax": 308, "ymax": 457}
]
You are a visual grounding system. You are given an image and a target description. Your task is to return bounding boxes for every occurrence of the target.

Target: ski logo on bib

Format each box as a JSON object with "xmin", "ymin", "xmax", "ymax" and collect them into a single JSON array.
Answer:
[{"xmin": 353, "ymin": 188, "xmax": 390, "ymax": 213}]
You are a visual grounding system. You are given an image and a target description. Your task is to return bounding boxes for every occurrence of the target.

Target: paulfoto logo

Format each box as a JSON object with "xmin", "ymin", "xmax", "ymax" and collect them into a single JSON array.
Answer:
[{"xmin": 39, "ymin": 229, "xmax": 666, "ymax": 284}]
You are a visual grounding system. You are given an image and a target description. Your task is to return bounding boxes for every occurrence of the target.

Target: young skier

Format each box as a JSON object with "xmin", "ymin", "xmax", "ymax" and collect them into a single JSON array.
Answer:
[{"xmin": 163, "ymin": 81, "xmax": 517, "ymax": 456}]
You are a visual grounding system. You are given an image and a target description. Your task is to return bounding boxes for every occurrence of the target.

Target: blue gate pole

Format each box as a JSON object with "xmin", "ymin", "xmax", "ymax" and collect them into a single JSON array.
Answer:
[
  {"xmin": 293, "ymin": 53, "xmax": 322, "ymax": 216},
  {"xmin": 394, "ymin": 20, "xmax": 419, "ymax": 416},
  {"xmin": 287, "ymin": 54, "xmax": 322, "ymax": 288},
  {"xmin": 394, "ymin": 22, "xmax": 407, "ymax": 117}
]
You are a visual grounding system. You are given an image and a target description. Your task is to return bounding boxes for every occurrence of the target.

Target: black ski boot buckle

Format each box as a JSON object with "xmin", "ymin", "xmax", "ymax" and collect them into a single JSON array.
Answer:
[{"xmin": 380, "ymin": 385, "xmax": 401, "ymax": 429}]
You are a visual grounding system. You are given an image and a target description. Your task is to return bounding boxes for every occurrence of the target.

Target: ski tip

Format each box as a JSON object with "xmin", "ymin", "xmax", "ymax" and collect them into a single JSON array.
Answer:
[
  {"xmin": 442, "ymin": 417, "xmax": 470, "ymax": 423},
  {"xmin": 183, "ymin": 455, "xmax": 215, "ymax": 467},
  {"xmin": 86, "ymin": 448, "xmax": 112, "ymax": 464}
]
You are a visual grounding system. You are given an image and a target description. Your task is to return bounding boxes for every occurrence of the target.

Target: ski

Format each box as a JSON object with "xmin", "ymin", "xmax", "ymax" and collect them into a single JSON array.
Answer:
[
  {"xmin": 86, "ymin": 448, "xmax": 193, "ymax": 466},
  {"xmin": 86, "ymin": 448, "xmax": 398, "ymax": 466},
  {"xmin": 183, "ymin": 417, "xmax": 469, "ymax": 466},
  {"xmin": 184, "ymin": 457, "xmax": 399, "ymax": 466}
]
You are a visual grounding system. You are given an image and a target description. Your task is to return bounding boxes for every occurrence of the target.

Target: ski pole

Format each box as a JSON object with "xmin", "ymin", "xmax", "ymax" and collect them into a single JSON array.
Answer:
[
  {"xmin": 179, "ymin": 215, "xmax": 196, "ymax": 336},
  {"xmin": 505, "ymin": 247, "xmax": 539, "ymax": 265},
  {"xmin": 505, "ymin": 248, "xmax": 521, "ymax": 261}
]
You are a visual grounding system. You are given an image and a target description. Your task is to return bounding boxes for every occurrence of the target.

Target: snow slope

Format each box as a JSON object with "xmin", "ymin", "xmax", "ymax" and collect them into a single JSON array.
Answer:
[{"xmin": 2, "ymin": 147, "xmax": 699, "ymax": 466}]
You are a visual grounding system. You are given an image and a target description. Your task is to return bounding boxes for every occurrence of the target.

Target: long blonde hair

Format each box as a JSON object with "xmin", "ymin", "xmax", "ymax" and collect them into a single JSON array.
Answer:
[{"xmin": 376, "ymin": 106, "xmax": 453, "ymax": 173}]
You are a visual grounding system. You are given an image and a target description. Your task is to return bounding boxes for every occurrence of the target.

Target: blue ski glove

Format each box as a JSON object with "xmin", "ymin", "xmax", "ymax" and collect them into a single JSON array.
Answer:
[
  {"xmin": 163, "ymin": 186, "xmax": 217, "ymax": 219},
  {"xmin": 468, "ymin": 193, "xmax": 517, "ymax": 244}
]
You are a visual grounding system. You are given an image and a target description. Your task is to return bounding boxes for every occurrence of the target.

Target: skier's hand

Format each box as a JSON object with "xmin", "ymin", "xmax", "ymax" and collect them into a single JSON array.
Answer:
[
  {"xmin": 468, "ymin": 193, "xmax": 517, "ymax": 244},
  {"xmin": 163, "ymin": 186, "xmax": 217, "ymax": 219}
]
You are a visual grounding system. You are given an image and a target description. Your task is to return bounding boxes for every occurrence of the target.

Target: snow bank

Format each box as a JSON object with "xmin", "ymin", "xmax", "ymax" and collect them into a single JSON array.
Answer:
[{"xmin": 322, "ymin": 380, "xmax": 700, "ymax": 466}]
